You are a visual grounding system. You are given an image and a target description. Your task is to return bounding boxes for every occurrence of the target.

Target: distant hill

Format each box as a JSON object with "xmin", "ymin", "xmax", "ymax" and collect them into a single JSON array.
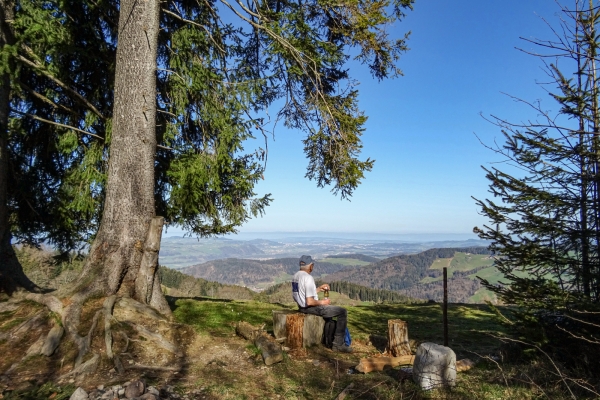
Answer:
[
  {"xmin": 260, "ymin": 280, "xmax": 422, "ymax": 306},
  {"xmin": 326, "ymin": 254, "xmax": 380, "ymax": 263},
  {"xmin": 159, "ymin": 266, "xmax": 255, "ymax": 300},
  {"xmin": 178, "ymin": 247, "xmax": 498, "ymax": 303},
  {"xmin": 326, "ymin": 247, "xmax": 491, "ymax": 289},
  {"xmin": 326, "ymin": 247, "xmax": 493, "ymax": 303},
  {"xmin": 181, "ymin": 257, "xmax": 358, "ymax": 289}
]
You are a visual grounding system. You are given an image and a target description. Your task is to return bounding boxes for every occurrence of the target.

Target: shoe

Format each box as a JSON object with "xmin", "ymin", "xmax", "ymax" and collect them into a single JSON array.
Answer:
[{"xmin": 332, "ymin": 343, "xmax": 353, "ymax": 353}]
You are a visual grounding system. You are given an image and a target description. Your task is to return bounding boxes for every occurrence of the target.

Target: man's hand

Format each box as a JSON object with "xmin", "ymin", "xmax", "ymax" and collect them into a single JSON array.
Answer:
[
  {"xmin": 317, "ymin": 284, "xmax": 329, "ymax": 293},
  {"xmin": 321, "ymin": 298, "xmax": 331, "ymax": 306}
]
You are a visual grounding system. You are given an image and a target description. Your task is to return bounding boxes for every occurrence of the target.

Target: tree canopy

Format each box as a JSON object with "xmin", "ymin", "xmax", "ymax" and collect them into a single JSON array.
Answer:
[{"xmin": 1, "ymin": 0, "xmax": 414, "ymax": 253}]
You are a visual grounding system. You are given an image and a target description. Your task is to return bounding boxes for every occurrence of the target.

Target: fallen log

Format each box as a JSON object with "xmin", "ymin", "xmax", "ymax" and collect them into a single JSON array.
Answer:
[
  {"xmin": 236, "ymin": 322, "xmax": 283, "ymax": 366},
  {"xmin": 355, "ymin": 355, "xmax": 475, "ymax": 374},
  {"xmin": 456, "ymin": 358, "xmax": 475, "ymax": 372},
  {"xmin": 355, "ymin": 355, "xmax": 415, "ymax": 373}
]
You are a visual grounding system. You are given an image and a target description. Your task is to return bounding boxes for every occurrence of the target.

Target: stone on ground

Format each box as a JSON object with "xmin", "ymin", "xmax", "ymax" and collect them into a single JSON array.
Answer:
[
  {"xmin": 124, "ymin": 380, "xmax": 145, "ymax": 398},
  {"xmin": 70, "ymin": 387, "xmax": 89, "ymax": 400},
  {"xmin": 412, "ymin": 342, "xmax": 456, "ymax": 390}
]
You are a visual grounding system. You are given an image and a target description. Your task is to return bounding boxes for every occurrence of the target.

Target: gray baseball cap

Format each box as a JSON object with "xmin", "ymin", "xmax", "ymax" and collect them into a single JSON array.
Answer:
[{"xmin": 299, "ymin": 255, "xmax": 314, "ymax": 266}]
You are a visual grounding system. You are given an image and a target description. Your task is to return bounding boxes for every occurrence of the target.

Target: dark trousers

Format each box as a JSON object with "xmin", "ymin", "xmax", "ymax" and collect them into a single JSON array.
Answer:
[{"xmin": 299, "ymin": 305, "xmax": 347, "ymax": 344}]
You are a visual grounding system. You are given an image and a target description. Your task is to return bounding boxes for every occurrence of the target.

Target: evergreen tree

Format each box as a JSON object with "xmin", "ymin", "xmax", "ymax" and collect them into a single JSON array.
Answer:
[
  {"xmin": 1, "ymin": 0, "xmax": 416, "ymax": 372},
  {"xmin": 474, "ymin": 0, "xmax": 600, "ymax": 347}
]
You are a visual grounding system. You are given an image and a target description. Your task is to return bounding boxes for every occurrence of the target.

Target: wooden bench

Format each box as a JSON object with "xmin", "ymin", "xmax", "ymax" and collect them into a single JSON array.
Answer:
[{"xmin": 272, "ymin": 310, "xmax": 325, "ymax": 348}]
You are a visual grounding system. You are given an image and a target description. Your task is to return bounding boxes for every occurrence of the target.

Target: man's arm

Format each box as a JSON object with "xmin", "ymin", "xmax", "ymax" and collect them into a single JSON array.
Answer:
[{"xmin": 306, "ymin": 296, "xmax": 330, "ymax": 306}]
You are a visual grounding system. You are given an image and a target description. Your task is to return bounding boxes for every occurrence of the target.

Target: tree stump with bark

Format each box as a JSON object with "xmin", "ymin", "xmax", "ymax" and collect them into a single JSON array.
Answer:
[
  {"xmin": 272, "ymin": 310, "xmax": 324, "ymax": 348},
  {"xmin": 385, "ymin": 319, "xmax": 411, "ymax": 356}
]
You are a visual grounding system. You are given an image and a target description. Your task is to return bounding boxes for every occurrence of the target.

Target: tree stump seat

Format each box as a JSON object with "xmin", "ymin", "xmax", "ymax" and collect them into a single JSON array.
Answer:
[{"xmin": 272, "ymin": 310, "xmax": 325, "ymax": 349}]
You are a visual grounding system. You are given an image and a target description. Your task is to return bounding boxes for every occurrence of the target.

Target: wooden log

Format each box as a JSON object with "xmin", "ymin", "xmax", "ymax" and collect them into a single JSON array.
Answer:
[
  {"xmin": 355, "ymin": 355, "xmax": 415, "ymax": 373},
  {"xmin": 456, "ymin": 358, "xmax": 475, "ymax": 372},
  {"xmin": 386, "ymin": 319, "xmax": 411, "ymax": 356},
  {"xmin": 255, "ymin": 333, "xmax": 284, "ymax": 366},
  {"xmin": 235, "ymin": 322, "xmax": 283, "ymax": 366},
  {"xmin": 273, "ymin": 310, "xmax": 325, "ymax": 348},
  {"xmin": 236, "ymin": 321, "xmax": 260, "ymax": 341},
  {"xmin": 286, "ymin": 313, "xmax": 304, "ymax": 349}
]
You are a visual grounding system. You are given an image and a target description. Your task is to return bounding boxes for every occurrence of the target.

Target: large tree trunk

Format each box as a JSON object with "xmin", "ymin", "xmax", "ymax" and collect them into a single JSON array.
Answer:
[
  {"xmin": 72, "ymin": 0, "xmax": 168, "ymax": 314},
  {"xmin": 0, "ymin": 0, "xmax": 38, "ymax": 295}
]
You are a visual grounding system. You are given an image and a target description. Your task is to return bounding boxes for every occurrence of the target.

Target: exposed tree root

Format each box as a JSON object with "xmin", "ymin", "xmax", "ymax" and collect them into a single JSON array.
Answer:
[
  {"xmin": 1, "ymin": 290, "xmax": 183, "ymax": 386},
  {"xmin": 126, "ymin": 364, "xmax": 180, "ymax": 372},
  {"xmin": 59, "ymin": 353, "xmax": 100, "ymax": 379},
  {"xmin": 133, "ymin": 324, "xmax": 181, "ymax": 355},
  {"xmin": 104, "ymin": 295, "xmax": 118, "ymax": 359}
]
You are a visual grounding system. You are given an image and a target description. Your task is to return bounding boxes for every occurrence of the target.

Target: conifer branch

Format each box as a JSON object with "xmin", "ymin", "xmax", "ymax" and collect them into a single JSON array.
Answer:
[
  {"xmin": 161, "ymin": 8, "xmax": 226, "ymax": 54},
  {"xmin": 12, "ymin": 110, "xmax": 173, "ymax": 151},
  {"xmin": 16, "ymin": 51, "xmax": 106, "ymax": 121},
  {"xmin": 17, "ymin": 81, "xmax": 79, "ymax": 117}
]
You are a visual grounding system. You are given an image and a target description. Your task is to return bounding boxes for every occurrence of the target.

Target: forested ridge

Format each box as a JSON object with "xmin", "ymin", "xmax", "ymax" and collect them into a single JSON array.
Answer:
[
  {"xmin": 182, "ymin": 257, "xmax": 360, "ymax": 286},
  {"xmin": 158, "ymin": 266, "xmax": 255, "ymax": 299},
  {"xmin": 326, "ymin": 247, "xmax": 491, "ymax": 291}
]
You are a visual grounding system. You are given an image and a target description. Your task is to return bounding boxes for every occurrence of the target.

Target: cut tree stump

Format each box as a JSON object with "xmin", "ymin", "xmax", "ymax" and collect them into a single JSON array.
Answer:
[
  {"xmin": 385, "ymin": 319, "xmax": 411, "ymax": 356},
  {"xmin": 235, "ymin": 321, "xmax": 283, "ymax": 366},
  {"xmin": 355, "ymin": 356, "xmax": 415, "ymax": 373},
  {"xmin": 272, "ymin": 310, "xmax": 324, "ymax": 348}
]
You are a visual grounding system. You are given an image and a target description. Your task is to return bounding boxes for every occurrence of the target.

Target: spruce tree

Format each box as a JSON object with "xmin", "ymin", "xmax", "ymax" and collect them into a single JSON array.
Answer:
[
  {"xmin": 474, "ymin": 0, "xmax": 600, "ymax": 347},
  {"xmin": 0, "ymin": 0, "xmax": 415, "ymax": 372}
]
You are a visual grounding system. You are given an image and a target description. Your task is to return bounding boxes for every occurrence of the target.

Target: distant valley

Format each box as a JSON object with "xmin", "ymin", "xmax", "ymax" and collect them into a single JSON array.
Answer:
[
  {"xmin": 166, "ymin": 242, "xmax": 502, "ymax": 304},
  {"xmin": 159, "ymin": 235, "xmax": 489, "ymax": 269}
]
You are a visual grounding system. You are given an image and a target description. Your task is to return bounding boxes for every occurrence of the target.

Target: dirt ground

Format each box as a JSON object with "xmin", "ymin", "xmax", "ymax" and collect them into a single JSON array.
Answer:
[{"xmin": 0, "ymin": 298, "xmax": 376, "ymax": 399}]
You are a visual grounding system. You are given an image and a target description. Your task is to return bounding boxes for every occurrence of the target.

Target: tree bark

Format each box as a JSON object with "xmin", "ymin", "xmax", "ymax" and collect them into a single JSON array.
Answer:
[
  {"xmin": 72, "ymin": 0, "xmax": 168, "ymax": 314},
  {"xmin": 285, "ymin": 313, "xmax": 304, "ymax": 349},
  {"xmin": 0, "ymin": 0, "xmax": 38, "ymax": 295},
  {"xmin": 385, "ymin": 319, "xmax": 411, "ymax": 357}
]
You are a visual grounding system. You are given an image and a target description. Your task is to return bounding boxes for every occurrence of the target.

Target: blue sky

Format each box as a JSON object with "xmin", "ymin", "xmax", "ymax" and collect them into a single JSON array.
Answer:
[{"xmin": 164, "ymin": 0, "xmax": 568, "ymax": 238}]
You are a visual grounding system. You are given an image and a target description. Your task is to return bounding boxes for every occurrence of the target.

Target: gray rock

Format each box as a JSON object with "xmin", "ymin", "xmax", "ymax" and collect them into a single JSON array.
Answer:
[
  {"xmin": 138, "ymin": 394, "xmax": 158, "ymax": 400},
  {"xmin": 412, "ymin": 342, "xmax": 456, "ymax": 390},
  {"xmin": 125, "ymin": 380, "xmax": 146, "ymax": 399},
  {"xmin": 118, "ymin": 389, "xmax": 125, "ymax": 396},
  {"xmin": 87, "ymin": 389, "xmax": 102, "ymax": 400},
  {"xmin": 100, "ymin": 389, "xmax": 114, "ymax": 400},
  {"xmin": 70, "ymin": 387, "xmax": 89, "ymax": 400},
  {"xmin": 147, "ymin": 386, "xmax": 160, "ymax": 397}
]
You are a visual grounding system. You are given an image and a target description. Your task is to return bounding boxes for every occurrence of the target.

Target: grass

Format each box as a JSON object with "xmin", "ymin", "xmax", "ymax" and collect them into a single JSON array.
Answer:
[
  {"xmin": 172, "ymin": 298, "xmax": 293, "ymax": 336},
  {"xmin": 172, "ymin": 299, "xmax": 509, "ymax": 361},
  {"xmin": 1, "ymin": 296, "xmax": 584, "ymax": 400},
  {"xmin": 167, "ymin": 298, "xmax": 581, "ymax": 399}
]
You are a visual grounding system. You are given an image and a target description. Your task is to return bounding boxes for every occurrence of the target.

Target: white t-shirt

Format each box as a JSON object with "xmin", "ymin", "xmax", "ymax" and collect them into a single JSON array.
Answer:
[{"xmin": 292, "ymin": 270, "xmax": 318, "ymax": 308}]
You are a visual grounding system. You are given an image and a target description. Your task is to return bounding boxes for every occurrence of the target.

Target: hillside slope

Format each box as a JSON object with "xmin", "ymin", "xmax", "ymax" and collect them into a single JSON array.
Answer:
[
  {"xmin": 182, "ymin": 257, "xmax": 360, "ymax": 289},
  {"xmin": 326, "ymin": 247, "xmax": 491, "ymax": 290}
]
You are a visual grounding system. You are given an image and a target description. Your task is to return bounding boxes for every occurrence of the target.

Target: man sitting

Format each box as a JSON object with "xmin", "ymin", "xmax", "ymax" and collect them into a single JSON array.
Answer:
[{"xmin": 292, "ymin": 255, "xmax": 352, "ymax": 353}]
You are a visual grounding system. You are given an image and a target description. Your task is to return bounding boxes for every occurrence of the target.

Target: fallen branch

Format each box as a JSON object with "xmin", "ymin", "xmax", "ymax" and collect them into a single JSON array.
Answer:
[
  {"xmin": 335, "ymin": 383, "xmax": 354, "ymax": 400},
  {"xmin": 355, "ymin": 355, "xmax": 415, "ymax": 373}
]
